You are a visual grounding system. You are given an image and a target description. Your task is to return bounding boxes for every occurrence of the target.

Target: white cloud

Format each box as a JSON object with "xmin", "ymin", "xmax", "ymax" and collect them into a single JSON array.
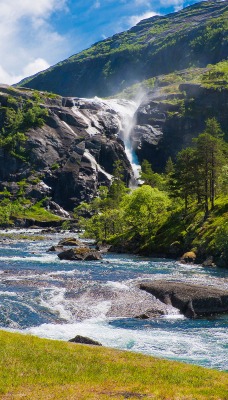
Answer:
[
  {"xmin": 0, "ymin": 58, "xmax": 50, "ymax": 85},
  {"xmin": 128, "ymin": 11, "xmax": 158, "ymax": 27},
  {"xmin": 0, "ymin": 0, "xmax": 69, "ymax": 85}
]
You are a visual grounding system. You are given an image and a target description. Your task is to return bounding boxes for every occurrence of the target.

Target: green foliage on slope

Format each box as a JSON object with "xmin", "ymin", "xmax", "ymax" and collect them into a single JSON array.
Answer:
[
  {"xmin": 0, "ymin": 93, "xmax": 48, "ymax": 161},
  {"xmin": 77, "ymin": 119, "xmax": 228, "ymax": 266},
  {"xmin": 17, "ymin": 1, "xmax": 228, "ymax": 97}
]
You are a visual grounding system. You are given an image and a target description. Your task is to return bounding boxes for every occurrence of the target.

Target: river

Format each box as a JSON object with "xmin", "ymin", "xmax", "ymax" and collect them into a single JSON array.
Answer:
[{"xmin": 0, "ymin": 229, "xmax": 227, "ymax": 371}]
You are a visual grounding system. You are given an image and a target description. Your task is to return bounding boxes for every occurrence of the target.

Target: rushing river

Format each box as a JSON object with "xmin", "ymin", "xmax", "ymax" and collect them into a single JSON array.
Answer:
[{"xmin": 0, "ymin": 229, "xmax": 228, "ymax": 371}]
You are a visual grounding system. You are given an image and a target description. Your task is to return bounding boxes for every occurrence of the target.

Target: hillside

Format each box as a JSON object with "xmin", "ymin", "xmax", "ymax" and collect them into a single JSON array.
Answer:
[
  {"xmin": 17, "ymin": 0, "xmax": 228, "ymax": 97},
  {"xmin": 0, "ymin": 330, "xmax": 227, "ymax": 399}
]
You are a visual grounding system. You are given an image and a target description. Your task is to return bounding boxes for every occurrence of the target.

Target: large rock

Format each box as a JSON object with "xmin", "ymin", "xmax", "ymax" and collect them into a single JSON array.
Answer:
[
  {"xmin": 139, "ymin": 280, "xmax": 228, "ymax": 318},
  {"xmin": 58, "ymin": 247, "xmax": 102, "ymax": 261}
]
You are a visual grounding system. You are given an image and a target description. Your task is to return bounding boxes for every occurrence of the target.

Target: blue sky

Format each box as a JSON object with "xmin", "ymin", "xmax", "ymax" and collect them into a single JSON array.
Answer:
[{"xmin": 0, "ymin": 0, "xmax": 203, "ymax": 84}]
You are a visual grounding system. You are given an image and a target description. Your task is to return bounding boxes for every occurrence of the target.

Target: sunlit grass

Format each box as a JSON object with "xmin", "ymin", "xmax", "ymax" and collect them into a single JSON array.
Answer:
[{"xmin": 0, "ymin": 331, "xmax": 227, "ymax": 399}]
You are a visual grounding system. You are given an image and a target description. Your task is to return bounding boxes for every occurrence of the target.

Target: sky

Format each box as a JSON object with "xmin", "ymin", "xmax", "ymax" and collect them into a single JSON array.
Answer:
[{"xmin": 0, "ymin": 0, "xmax": 204, "ymax": 85}]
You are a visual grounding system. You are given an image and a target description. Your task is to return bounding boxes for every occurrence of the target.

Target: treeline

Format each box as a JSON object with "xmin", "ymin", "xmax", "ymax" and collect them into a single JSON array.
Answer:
[{"xmin": 75, "ymin": 118, "xmax": 228, "ymax": 264}]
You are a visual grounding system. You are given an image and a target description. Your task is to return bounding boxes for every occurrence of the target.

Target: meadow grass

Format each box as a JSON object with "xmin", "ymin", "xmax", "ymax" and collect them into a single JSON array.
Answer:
[{"xmin": 0, "ymin": 331, "xmax": 227, "ymax": 399}]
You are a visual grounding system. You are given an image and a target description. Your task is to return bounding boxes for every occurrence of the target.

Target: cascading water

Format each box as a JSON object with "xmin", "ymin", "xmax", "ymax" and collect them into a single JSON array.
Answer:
[
  {"xmin": 101, "ymin": 98, "xmax": 141, "ymax": 186},
  {"xmin": 72, "ymin": 95, "xmax": 144, "ymax": 186}
]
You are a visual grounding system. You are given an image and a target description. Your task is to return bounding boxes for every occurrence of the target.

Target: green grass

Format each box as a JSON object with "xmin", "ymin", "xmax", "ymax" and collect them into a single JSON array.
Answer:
[
  {"xmin": 0, "ymin": 331, "xmax": 227, "ymax": 399},
  {"xmin": 15, "ymin": 204, "xmax": 62, "ymax": 222}
]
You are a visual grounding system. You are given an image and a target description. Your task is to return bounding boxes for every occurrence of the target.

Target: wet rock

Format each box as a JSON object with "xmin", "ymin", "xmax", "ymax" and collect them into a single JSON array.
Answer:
[
  {"xmin": 202, "ymin": 256, "xmax": 215, "ymax": 267},
  {"xmin": 95, "ymin": 244, "xmax": 111, "ymax": 253},
  {"xmin": 135, "ymin": 309, "xmax": 165, "ymax": 319},
  {"xmin": 47, "ymin": 245, "xmax": 64, "ymax": 252},
  {"xmin": 140, "ymin": 280, "xmax": 228, "ymax": 318},
  {"xmin": 69, "ymin": 335, "xmax": 102, "ymax": 346},
  {"xmin": 58, "ymin": 247, "xmax": 102, "ymax": 261},
  {"xmin": 58, "ymin": 237, "xmax": 82, "ymax": 246}
]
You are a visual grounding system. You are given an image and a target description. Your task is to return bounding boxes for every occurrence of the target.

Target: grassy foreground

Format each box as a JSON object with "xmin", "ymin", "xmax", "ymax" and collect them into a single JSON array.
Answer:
[{"xmin": 0, "ymin": 331, "xmax": 227, "ymax": 400}]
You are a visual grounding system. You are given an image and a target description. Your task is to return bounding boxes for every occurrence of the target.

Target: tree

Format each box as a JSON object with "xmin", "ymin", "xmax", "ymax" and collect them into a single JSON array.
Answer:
[
  {"xmin": 165, "ymin": 157, "xmax": 174, "ymax": 176},
  {"xmin": 170, "ymin": 147, "xmax": 197, "ymax": 213},
  {"xmin": 121, "ymin": 185, "xmax": 170, "ymax": 238},
  {"xmin": 194, "ymin": 129, "xmax": 225, "ymax": 214},
  {"xmin": 108, "ymin": 160, "xmax": 129, "ymax": 206},
  {"xmin": 139, "ymin": 159, "xmax": 165, "ymax": 190}
]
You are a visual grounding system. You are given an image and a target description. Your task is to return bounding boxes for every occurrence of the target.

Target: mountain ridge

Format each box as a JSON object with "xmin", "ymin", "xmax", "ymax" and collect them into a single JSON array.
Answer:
[{"xmin": 17, "ymin": 0, "xmax": 228, "ymax": 97}]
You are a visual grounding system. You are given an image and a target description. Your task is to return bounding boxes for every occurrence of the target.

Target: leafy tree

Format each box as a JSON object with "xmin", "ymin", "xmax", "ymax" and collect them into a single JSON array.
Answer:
[
  {"xmin": 139, "ymin": 160, "xmax": 166, "ymax": 190},
  {"xmin": 121, "ymin": 185, "xmax": 170, "ymax": 238}
]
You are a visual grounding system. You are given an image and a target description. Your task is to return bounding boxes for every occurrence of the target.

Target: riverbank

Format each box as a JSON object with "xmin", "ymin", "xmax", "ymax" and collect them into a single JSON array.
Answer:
[
  {"xmin": 0, "ymin": 330, "xmax": 227, "ymax": 400},
  {"xmin": 106, "ymin": 196, "xmax": 228, "ymax": 269}
]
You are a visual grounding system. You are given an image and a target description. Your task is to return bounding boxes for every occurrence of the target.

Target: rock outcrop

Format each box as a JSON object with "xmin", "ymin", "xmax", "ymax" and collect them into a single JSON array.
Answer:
[
  {"xmin": 140, "ymin": 281, "xmax": 228, "ymax": 318},
  {"xmin": 0, "ymin": 87, "xmax": 133, "ymax": 212},
  {"xmin": 133, "ymin": 84, "xmax": 228, "ymax": 171}
]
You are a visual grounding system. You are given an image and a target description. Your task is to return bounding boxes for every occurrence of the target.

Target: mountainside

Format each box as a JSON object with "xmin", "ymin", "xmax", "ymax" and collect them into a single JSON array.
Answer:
[
  {"xmin": 0, "ymin": 86, "xmax": 133, "ymax": 216},
  {"xmin": 1, "ymin": 59, "xmax": 228, "ymax": 219},
  {"xmin": 17, "ymin": 0, "xmax": 228, "ymax": 98}
]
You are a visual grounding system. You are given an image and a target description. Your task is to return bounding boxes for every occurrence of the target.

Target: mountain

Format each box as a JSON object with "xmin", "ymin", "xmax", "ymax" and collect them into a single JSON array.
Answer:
[{"xmin": 17, "ymin": 0, "xmax": 228, "ymax": 98}]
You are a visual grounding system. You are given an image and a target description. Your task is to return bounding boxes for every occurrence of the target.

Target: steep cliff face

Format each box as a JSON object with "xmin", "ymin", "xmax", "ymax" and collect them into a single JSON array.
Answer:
[
  {"xmin": 132, "ymin": 81, "xmax": 228, "ymax": 171},
  {"xmin": 17, "ymin": 1, "xmax": 228, "ymax": 97},
  {"xmin": 0, "ymin": 87, "xmax": 133, "ymax": 211}
]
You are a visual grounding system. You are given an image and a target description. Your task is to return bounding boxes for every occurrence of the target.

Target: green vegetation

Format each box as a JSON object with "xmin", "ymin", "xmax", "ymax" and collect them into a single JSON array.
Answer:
[
  {"xmin": 116, "ymin": 61, "xmax": 228, "ymax": 99},
  {"xmin": 0, "ymin": 198, "xmax": 61, "ymax": 226},
  {"xmin": 0, "ymin": 94, "xmax": 48, "ymax": 161},
  {"xmin": 0, "ymin": 330, "xmax": 227, "ymax": 400},
  {"xmin": 16, "ymin": 1, "xmax": 228, "ymax": 97},
  {"xmin": 77, "ymin": 119, "xmax": 228, "ymax": 265}
]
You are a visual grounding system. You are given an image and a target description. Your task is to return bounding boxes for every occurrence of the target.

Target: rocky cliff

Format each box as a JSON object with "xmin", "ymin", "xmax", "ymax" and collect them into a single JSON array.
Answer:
[
  {"xmin": 1, "ymin": 74, "xmax": 228, "ymax": 215},
  {"xmin": 132, "ymin": 78, "xmax": 228, "ymax": 171},
  {"xmin": 0, "ymin": 86, "xmax": 133, "ymax": 212}
]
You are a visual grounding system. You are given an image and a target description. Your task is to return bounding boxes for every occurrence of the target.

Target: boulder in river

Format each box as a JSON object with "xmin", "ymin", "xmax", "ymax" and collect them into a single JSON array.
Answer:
[
  {"xmin": 139, "ymin": 280, "xmax": 228, "ymax": 318},
  {"xmin": 180, "ymin": 251, "xmax": 196, "ymax": 264},
  {"xmin": 47, "ymin": 245, "xmax": 64, "ymax": 252},
  {"xmin": 58, "ymin": 237, "xmax": 82, "ymax": 246},
  {"xmin": 69, "ymin": 335, "xmax": 102, "ymax": 346},
  {"xmin": 58, "ymin": 247, "xmax": 102, "ymax": 261}
]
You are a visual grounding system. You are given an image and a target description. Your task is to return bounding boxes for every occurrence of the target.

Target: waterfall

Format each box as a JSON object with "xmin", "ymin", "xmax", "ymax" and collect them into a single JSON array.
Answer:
[
  {"xmin": 72, "ymin": 95, "xmax": 144, "ymax": 186},
  {"xmin": 101, "ymin": 98, "xmax": 141, "ymax": 185}
]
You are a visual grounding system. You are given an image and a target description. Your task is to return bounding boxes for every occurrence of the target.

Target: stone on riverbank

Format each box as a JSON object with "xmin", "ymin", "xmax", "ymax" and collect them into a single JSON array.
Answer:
[
  {"xmin": 140, "ymin": 281, "xmax": 228, "ymax": 318},
  {"xmin": 69, "ymin": 335, "xmax": 102, "ymax": 346}
]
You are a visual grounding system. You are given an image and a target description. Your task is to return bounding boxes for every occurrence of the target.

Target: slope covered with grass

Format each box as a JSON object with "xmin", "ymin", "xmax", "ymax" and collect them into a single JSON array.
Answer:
[{"xmin": 0, "ymin": 331, "xmax": 227, "ymax": 400}]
